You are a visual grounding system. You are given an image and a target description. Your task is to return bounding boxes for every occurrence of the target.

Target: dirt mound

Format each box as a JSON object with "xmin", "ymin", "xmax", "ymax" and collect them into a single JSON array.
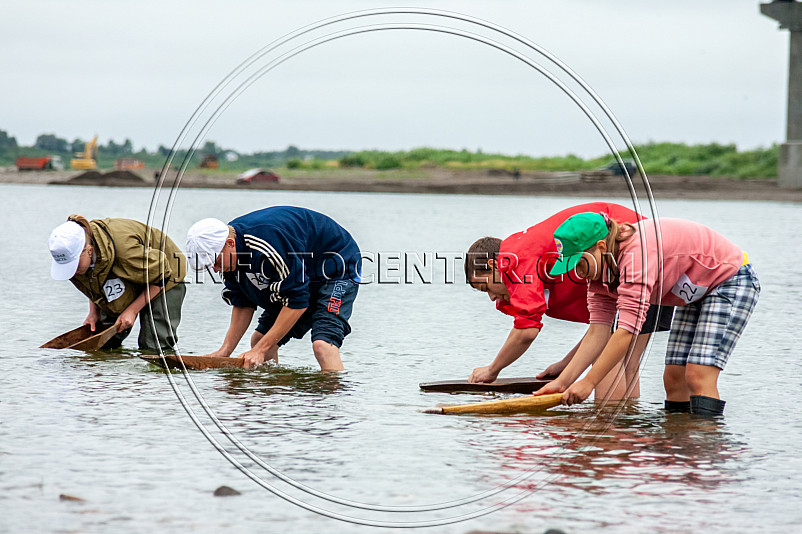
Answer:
[{"xmin": 57, "ymin": 170, "xmax": 149, "ymax": 186}]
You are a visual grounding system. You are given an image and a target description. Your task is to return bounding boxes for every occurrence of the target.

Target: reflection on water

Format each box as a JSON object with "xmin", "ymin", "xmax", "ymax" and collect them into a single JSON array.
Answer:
[
  {"xmin": 147, "ymin": 364, "xmax": 357, "ymax": 448},
  {"xmin": 558, "ymin": 407, "xmax": 739, "ymax": 493},
  {"xmin": 212, "ymin": 366, "xmax": 354, "ymax": 440},
  {"xmin": 462, "ymin": 402, "xmax": 747, "ymax": 498},
  {"xmin": 212, "ymin": 365, "xmax": 349, "ymax": 397},
  {"xmin": 54, "ymin": 346, "xmax": 142, "ymax": 363}
]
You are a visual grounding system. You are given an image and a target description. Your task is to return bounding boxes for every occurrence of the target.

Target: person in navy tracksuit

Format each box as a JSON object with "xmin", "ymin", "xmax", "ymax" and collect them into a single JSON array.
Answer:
[{"xmin": 186, "ymin": 206, "xmax": 361, "ymax": 370}]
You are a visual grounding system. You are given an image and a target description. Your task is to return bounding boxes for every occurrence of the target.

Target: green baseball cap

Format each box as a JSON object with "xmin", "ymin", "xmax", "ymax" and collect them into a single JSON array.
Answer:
[{"xmin": 549, "ymin": 212, "xmax": 609, "ymax": 276}]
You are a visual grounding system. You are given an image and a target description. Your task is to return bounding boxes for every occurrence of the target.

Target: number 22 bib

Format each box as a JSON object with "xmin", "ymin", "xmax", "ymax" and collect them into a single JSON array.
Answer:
[{"xmin": 670, "ymin": 273, "xmax": 708, "ymax": 304}]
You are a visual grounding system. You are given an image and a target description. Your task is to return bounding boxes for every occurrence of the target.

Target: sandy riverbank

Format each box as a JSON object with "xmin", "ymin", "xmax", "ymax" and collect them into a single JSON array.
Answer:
[{"xmin": 1, "ymin": 166, "xmax": 800, "ymax": 202}]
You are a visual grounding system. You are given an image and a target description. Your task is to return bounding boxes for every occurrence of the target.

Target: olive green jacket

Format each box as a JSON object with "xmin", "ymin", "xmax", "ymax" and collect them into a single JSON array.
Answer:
[{"xmin": 70, "ymin": 218, "xmax": 187, "ymax": 315}]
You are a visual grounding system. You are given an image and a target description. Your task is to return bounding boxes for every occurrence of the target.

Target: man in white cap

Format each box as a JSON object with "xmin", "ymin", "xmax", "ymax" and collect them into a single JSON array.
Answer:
[
  {"xmin": 48, "ymin": 215, "xmax": 187, "ymax": 351},
  {"xmin": 186, "ymin": 206, "xmax": 361, "ymax": 370},
  {"xmin": 49, "ymin": 221, "xmax": 89, "ymax": 281}
]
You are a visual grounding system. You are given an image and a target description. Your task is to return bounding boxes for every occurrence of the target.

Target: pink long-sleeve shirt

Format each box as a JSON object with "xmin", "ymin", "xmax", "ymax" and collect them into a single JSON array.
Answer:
[{"xmin": 587, "ymin": 218, "xmax": 743, "ymax": 333}]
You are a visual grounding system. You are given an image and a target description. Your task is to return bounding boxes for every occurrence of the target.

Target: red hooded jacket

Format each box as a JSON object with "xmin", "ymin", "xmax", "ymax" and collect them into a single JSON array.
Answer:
[{"xmin": 496, "ymin": 202, "xmax": 644, "ymax": 330}]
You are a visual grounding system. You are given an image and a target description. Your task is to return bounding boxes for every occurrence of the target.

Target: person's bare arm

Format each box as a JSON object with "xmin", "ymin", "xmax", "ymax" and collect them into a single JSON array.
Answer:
[
  {"xmin": 468, "ymin": 327, "xmax": 540, "ymax": 383},
  {"xmin": 239, "ymin": 306, "xmax": 307, "ymax": 369},
  {"xmin": 115, "ymin": 285, "xmax": 162, "ymax": 331},
  {"xmin": 534, "ymin": 323, "xmax": 611, "ymax": 395},
  {"xmin": 536, "ymin": 330, "xmax": 604, "ymax": 379},
  {"xmin": 206, "ymin": 306, "xmax": 256, "ymax": 357},
  {"xmin": 83, "ymin": 300, "xmax": 101, "ymax": 331},
  {"xmin": 562, "ymin": 328, "xmax": 635, "ymax": 404}
]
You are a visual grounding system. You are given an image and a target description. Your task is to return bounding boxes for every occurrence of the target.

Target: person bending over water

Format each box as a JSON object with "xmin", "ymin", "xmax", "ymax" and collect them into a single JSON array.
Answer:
[
  {"xmin": 535, "ymin": 212, "xmax": 759, "ymax": 416},
  {"xmin": 48, "ymin": 215, "xmax": 187, "ymax": 351},
  {"xmin": 185, "ymin": 206, "xmax": 361, "ymax": 371},
  {"xmin": 465, "ymin": 202, "xmax": 673, "ymax": 400}
]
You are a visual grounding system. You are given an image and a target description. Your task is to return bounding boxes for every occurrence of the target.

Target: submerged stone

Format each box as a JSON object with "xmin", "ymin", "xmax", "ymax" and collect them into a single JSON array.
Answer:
[{"xmin": 213, "ymin": 485, "xmax": 241, "ymax": 497}]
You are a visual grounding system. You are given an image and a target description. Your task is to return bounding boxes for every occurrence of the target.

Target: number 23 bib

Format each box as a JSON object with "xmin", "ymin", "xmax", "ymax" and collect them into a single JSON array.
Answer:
[{"xmin": 103, "ymin": 277, "xmax": 126, "ymax": 302}]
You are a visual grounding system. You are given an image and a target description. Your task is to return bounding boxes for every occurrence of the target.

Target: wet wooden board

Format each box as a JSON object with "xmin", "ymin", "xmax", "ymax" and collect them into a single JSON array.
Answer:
[
  {"xmin": 423, "ymin": 393, "xmax": 564, "ymax": 415},
  {"xmin": 41, "ymin": 325, "xmax": 94, "ymax": 349},
  {"xmin": 419, "ymin": 377, "xmax": 552, "ymax": 394},
  {"xmin": 41, "ymin": 324, "xmax": 118, "ymax": 351},
  {"xmin": 70, "ymin": 325, "xmax": 119, "ymax": 351},
  {"xmin": 141, "ymin": 354, "xmax": 245, "ymax": 370}
]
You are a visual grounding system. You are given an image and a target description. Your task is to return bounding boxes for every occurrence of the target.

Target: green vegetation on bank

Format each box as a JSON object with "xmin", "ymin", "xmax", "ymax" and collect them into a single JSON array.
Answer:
[
  {"xmin": 0, "ymin": 128, "xmax": 779, "ymax": 178},
  {"xmin": 333, "ymin": 143, "xmax": 779, "ymax": 179},
  {"xmin": 0, "ymin": 132, "xmax": 348, "ymax": 172}
]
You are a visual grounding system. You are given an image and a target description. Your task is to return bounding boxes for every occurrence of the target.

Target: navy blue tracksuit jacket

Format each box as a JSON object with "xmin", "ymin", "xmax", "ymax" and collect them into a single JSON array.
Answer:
[{"xmin": 221, "ymin": 207, "xmax": 361, "ymax": 310}]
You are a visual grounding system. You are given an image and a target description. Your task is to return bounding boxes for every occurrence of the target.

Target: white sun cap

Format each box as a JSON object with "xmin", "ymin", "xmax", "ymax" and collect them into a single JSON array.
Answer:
[
  {"xmin": 186, "ymin": 218, "xmax": 229, "ymax": 271},
  {"xmin": 49, "ymin": 221, "xmax": 86, "ymax": 280}
]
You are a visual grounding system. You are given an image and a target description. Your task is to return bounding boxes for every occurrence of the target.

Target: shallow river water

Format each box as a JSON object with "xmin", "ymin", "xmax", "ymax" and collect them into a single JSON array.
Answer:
[{"xmin": 1, "ymin": 183, "xmax": 800, "ymax": 533}]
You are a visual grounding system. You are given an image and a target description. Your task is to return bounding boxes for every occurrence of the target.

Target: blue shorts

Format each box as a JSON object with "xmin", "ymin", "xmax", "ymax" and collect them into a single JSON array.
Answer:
[
  {"xmin": 256, "ymin": 279, "xmax": 359, "ymax": 348},
  {"xmin": 665, "ymin": 264, "xmax": 760, "ymax": 369}
]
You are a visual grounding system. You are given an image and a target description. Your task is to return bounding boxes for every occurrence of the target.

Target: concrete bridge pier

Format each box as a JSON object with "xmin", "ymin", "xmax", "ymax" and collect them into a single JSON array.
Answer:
[{"xmin": 761, "ymin": 0, "xmax": 802, "ymax": 188}]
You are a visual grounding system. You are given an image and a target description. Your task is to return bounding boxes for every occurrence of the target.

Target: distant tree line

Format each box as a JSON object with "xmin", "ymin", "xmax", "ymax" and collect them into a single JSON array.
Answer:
[
  {"xmin": 329, "ymin": 143, "xmax": 779, "ymax": 179},
  {"xmin": 0, "ymin": 129, "xmax": 18, "ymax": 154},
  {"xmin": 27, "ymin": 133, "xmax": 135, "ymax": 155},
  {"xmin": 0, "ymin": 128, "xmax": 352, "ymax": 170},
  {"xmin": 0, "ymin": 128, "xmax": 780, "ymax": 178}
]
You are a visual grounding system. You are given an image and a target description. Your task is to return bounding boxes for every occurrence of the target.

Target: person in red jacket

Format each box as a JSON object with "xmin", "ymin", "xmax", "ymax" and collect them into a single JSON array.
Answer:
[{"xmin": 465, "ymin": 202, "xmax": 672, "ymax": 400}]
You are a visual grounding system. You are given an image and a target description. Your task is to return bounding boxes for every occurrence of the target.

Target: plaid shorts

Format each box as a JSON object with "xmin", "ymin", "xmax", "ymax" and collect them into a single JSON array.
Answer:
[{"xmin": 665, "ymin": 263, "xmax": 760, "ymax": 369}]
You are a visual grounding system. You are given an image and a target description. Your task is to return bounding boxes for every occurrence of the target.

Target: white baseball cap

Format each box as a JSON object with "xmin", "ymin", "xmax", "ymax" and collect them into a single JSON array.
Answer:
[
  {"xmin": 186, "ymin": 218, "xmax": 229, "ymax": 271},
  {"xmin": 49, "ymin": 221, "xmax": 86, "ymax": 280}
]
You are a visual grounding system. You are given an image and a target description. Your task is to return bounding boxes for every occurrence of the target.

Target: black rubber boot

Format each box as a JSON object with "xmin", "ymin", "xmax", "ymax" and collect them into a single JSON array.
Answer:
[
  {"xmin": 101, "ymin": 329, "xmax": 130, "ymax": 350},
  {"xmin": 665, "ymin": 400, "xmax": 691, "ymax": 413},
  {"xmin": 690, "ymin": 395, "xmax": 726, "ymax": 417}
]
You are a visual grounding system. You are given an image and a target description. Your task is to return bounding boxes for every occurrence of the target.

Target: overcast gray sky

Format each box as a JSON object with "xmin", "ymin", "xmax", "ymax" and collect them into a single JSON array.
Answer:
[{"xmin": 1, "ymin": 0, "xmax": 791, "ymax": 158}]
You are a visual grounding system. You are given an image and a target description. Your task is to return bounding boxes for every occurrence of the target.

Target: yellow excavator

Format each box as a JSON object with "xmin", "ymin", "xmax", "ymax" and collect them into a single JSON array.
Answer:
[{"xmin": 71, "ymin": 135, "xmax": 98, "ymax": 170}]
